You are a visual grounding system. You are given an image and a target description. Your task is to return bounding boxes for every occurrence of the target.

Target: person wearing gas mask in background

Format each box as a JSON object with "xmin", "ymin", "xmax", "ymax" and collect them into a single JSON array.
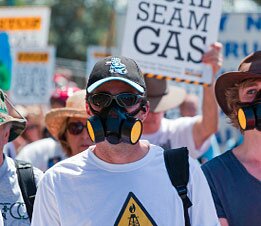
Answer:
[
  {"xmin": 31, "ymin": 56, "xmax": 219, "ymax": 226},
  {"xmin": 202, "ymin": 51, "xmax": 261, "ymax": 226}
]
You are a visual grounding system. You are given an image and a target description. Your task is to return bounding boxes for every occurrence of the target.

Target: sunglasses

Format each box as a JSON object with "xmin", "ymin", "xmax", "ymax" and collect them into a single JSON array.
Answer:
[
  {"xmin": 67, "ymin": 122, "xmax": 87, "ymax": 135},
  {"xmin": 87, "ymin": 92, "xmax": 145, "ymax": 108}
]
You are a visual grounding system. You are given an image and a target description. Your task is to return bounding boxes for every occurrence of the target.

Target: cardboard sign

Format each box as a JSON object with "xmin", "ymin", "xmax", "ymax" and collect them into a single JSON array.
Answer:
[
  {"xmin": 0, "ymin": 6, "xmax": 50, "ymax": 48},
  {"xmin": 121, "ymin": 0, "xmax": 222, "ymax": 85},
  {"xmin": 10, "ymin": 46, "xmax": 55, "ymax": 104}
]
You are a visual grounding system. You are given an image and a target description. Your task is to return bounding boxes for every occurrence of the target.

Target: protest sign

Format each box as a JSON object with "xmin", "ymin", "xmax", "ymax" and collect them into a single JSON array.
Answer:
[
  {"xmin": 0, "ymin": 32, "xmax": 12, "ymax": 91},
  {"xmin": 86, "ymin": 45, "xmax": 116, "ymax": 76},
  {"xmin": 10, "ymin": 46, "xmax": 55, "ymax": 105},
  {"xmin": 121, "ymin": 0, "xmax": 222, "ymax": 85},
  {"xmin": 219, "ymin": 12, "xmax": 261, "ymax": 73},
  {"xmin": 0, "ymin": 6, "xmax": 50, "ymax": 48}
]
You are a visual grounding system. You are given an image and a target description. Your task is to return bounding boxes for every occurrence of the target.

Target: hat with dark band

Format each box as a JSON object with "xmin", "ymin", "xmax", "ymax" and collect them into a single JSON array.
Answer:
[{"xmin": 145, "ymin": 77, "xmax": 186, "ymax": 113}]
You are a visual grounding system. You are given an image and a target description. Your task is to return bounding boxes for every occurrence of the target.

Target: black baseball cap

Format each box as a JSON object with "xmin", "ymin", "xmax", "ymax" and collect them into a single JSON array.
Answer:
[{"xmin": 86, "ymin": 56, "xmax": 146, "ymax": 94}]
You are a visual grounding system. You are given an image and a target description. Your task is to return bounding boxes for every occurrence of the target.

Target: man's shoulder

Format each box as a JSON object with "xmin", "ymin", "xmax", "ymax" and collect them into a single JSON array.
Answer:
[{"xmin": 44, "ymin": 149, "xmax": 88, "ymax": 175}]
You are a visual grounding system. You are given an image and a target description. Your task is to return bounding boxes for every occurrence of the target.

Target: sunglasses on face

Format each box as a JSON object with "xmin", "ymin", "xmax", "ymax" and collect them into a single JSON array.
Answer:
[
  {"xmin": 67, "ymin": 122, "xmax": 87, "ymax": 135},
  {"xmin": 87, "ymin": 92, "xmax": 145, "ymax": 108}
]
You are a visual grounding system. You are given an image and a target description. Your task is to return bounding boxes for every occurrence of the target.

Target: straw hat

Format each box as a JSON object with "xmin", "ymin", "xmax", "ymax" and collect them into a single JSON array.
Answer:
[
  {"xmin": 45, "ymin": 90, "xmax": 89, "ymax": 140},
  {"xmin": 145, "ymin": 76, "xmax": 186, "ymax": 113},
  {"xmin": 0, "ymin": 90, "xmax": 26, "ymax": 142},
  {"xmin": 215, "ymin": 51, "xmax": 261, "ymax": 115}
]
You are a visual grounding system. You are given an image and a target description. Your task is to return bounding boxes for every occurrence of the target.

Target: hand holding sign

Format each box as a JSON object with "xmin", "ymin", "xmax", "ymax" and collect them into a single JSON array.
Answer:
[
  {"xmin": 122, "ymin": 0, "xmax": 223, "ymax": 85},
  {"xmin": 202, "ymin": 42, "xmax": 223, "ymax": 81}
]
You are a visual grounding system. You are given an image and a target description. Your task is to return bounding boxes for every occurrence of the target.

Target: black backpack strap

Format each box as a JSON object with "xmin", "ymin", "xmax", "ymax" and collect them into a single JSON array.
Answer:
[
  {"xmin": 15, "ymin": 159, "xmax": 37, "ymax": 222},
  {"xmin": 163, "ymin": 147, "xmax": 192, "ymax": 226}
]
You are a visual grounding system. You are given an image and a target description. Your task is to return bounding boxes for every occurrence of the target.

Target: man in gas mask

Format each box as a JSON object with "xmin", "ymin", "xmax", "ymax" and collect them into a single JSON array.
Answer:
[
  {"xmin": 202, "ymin": 51, "xmax": 261, "ymax": 226},
  {"xmin": 31, "ymin": 56, "xmax": 220, "ymax": 226}
]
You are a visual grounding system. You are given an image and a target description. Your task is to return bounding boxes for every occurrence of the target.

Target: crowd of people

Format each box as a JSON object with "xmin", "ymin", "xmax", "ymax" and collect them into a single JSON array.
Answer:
[{"xmin": 0, "ymin": 43, "xmax": 260, "ymax": 226}]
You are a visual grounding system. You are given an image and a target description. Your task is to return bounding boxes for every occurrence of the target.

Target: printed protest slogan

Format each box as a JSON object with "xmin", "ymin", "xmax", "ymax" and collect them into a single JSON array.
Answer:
[
  {"xmin": 219, "ymin": 13, "xmax": 261, "ymax": 73},
  {"xmin": 0, "ymin": 7, "xmax": 50, "ymax": 48},
  {"xmin": 121, "ymin": 0, "xmax": 222, "ymax": 85},
  {"xmin": 10, "ymin": 47, "xmax": 55, "ymax": 104}
]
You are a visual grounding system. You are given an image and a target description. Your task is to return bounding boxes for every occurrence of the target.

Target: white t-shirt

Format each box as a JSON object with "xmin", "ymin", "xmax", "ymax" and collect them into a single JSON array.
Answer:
[
  {"xmin": 0, "ymin": 155, "xmax": 43, "ymax": 226},
  {"xmin": 141, "ymin": 117, "xmax": 210, "ymax": 159},
  {"xmin": 0, "ymin": 211, "xmax": 3, "ymax": 226},
  {"xmin": 31, "ymin": 144, "xmax": 219, "ymax": 226},
  {"xmin": 17, "ymin": 138, "xmax": 66, "ymax": 172}
]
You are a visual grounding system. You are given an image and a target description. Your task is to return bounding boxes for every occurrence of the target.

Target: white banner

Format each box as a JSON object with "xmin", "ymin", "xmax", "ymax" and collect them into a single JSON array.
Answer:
[
  {"xmin": 0, "ymin": 6, "xmax": 50, "ymax": 48},
  {"xmin": 10, "ymin": 46, "xmax": 56, "ymax": 105},
  {"xmin": 219, "ymin": 12, "xmax": 261, "ymax": 73},
  {"xmin": 86, "ymin": 45, "xmax": 116, "ymax": 76},
  {"xmin": 121, "ymin": 0, "xmax": 222, "ymax": 85}
]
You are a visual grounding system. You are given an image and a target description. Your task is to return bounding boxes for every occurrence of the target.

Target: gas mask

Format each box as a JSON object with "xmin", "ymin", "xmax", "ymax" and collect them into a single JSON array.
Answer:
[
  {"xmin": 237, "ymin": 97, "xmax": 261, "ymax": 131},
  {"xmin": 86, "ymin": 100, "xmax": 145, "ymax": 145}
]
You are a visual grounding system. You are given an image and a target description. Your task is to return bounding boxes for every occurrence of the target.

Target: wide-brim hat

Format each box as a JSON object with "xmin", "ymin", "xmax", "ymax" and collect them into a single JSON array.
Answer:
[
  {"xmin": 0, "ymin": 90, "xmax": 26, "ymax": 142},
  {"xmin": 45, "ymin": 90, "xmax": 89, "ymax": 140},
  {"xmin": 215, "ymin": 51, "xmax": 261, "ymax": 115},
  {"xmin": 145, "ymin": 76, "xmax": 186, "ymax": 113}
]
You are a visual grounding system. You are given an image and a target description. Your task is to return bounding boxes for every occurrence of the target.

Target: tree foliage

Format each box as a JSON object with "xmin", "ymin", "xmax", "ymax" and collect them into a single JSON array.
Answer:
[
  {"xmin": 1, "ymin": 0, "xmax": 114, "ymax": 60},
  {"xmin": 49, "ymin": 0, "xmax": 114, "ymax": 60},
  {"xmin": 252, "ymin": 0, "xmax": 261, "ymax": 5}
]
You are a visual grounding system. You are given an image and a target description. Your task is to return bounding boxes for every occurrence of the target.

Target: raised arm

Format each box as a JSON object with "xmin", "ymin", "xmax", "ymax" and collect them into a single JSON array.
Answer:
[{"xmin": 193, "ymin": 42, "xmax": 223, "ymax": 149}]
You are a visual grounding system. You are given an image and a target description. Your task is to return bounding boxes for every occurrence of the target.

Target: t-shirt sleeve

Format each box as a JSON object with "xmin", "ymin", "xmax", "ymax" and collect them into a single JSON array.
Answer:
[
  {"xmin": 168, "ymin": 116, "xmax": 211, "ymax": 159},
  {"xmin": 188, "ymin": 157, "xmax": 220, "ymax": 226},
  {"xmin": 201, "ymin": 163, "xmax": 226, "ymax": 218},
  {"xmin": 31, "ymin": 171, "xmax": 60, "ymax": 226}
]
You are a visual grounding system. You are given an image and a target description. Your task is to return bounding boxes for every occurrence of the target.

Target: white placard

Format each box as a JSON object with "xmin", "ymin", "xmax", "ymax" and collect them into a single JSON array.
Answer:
[
  {"xmin": 86, "ymin": 45, "xmax": 116, "ymax": 76},
  {"xmin": 121, "ymin": 0, "xmax": 222, "ymax": 85},
  {"xmin": 0, "ymin": 6, "xmax": 50, "ymax": 48},
  {"xmin": 219, "ymin": 12, "xmax": 261, "ymax": 73},
  {"xmin": 10, "ymin": 46, "xmax": 55, "ymax": 104}
]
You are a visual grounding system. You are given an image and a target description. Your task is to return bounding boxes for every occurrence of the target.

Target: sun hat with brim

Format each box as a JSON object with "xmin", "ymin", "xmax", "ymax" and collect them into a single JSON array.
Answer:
[
  {"xmin": 145, "ymin": 76, "xmax": 186, "ymax": 113},
  {"xmin": 0, "ymin": 90, "xmax": 26, "ymax": 142},
  {"xmin": 86, "ymin": 56, "xmax": 146, "ymax": 94},
  {"xmin": 45, "ymin": 90, "xmax": 89, "ymax": 140},
  {"xmin": 215, "ymin": 51, "xmax": 261, "ymax": 115}
]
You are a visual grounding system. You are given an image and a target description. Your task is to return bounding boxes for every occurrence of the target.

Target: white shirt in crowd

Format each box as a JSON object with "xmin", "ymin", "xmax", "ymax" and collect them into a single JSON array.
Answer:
[
  {"xmin": 141, "ymin": 116, "xmax": 210, "ymax": 159},
  {"xmin": 16, "ymin": 138, "xmax": 66, "ymax": 172},
  {"xmin": 31, "ymin": 144, "xmax": 219, "ymax": 226},
  {"xmin": 0, "ymin": 212, "xmax": 3, "ymax": 226}
]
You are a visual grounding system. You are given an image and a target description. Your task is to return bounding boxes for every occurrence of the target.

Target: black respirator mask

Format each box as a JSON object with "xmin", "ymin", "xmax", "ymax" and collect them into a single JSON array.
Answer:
[
  {"xmin": 86, "ymin": 94, "xmax": 146, "ymax": 145},
  {"xmin": 237, "ymin": 92, "xmax": 261, "ymax": 131}
]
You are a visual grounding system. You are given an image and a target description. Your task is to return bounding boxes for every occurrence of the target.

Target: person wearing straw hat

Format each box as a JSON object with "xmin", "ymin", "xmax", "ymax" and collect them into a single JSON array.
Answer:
[
  {"xmin": 31, "ymin": 56, "xmax": 219, "ymax": 226},
  {"xmin": 142, "ymin": 42, "xmax": 223, "ymax": 159},
  {"xmin": 17, "ymin": 90, "xmax": 92, "ymax": 172},
  {"xmin": 202, "ymin": 51, "xmax": 261, "ymax": 226},
  {"xmin": 0, "ymin": 89, "xmax": 43, "ymax": 226}
]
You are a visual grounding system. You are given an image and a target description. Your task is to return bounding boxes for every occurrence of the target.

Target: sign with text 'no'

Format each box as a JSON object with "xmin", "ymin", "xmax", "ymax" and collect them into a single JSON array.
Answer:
[
  {"xmin": 121, "ymin": 0, "xmax": 222, "ymax": 85},
  {"xmin": 0, "ymin": 6, "xmax": 50, "ymax": 48},
  {"xmin": 10, "ymin": 46, "xmax": 55, "ymax": 105}
]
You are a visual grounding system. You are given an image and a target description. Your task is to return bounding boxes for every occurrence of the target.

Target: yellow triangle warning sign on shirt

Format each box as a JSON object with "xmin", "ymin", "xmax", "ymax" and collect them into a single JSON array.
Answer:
[{"xmin": 114, "ymin": 192, "xmax": 158, "ymax": 226}]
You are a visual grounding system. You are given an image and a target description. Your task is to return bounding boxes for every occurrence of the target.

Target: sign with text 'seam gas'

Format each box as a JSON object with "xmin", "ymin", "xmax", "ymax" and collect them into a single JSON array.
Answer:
[
  {"xmin": 0, "ymin": 6, "xmax": 50, "ymax": 48},
  {"xmin": 10, "ymin": 46, "xmax": 55, "ymax": 105},
  {"xmin": 121, "ymin": 0, "xmax": 222, "ymax": 85}
]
